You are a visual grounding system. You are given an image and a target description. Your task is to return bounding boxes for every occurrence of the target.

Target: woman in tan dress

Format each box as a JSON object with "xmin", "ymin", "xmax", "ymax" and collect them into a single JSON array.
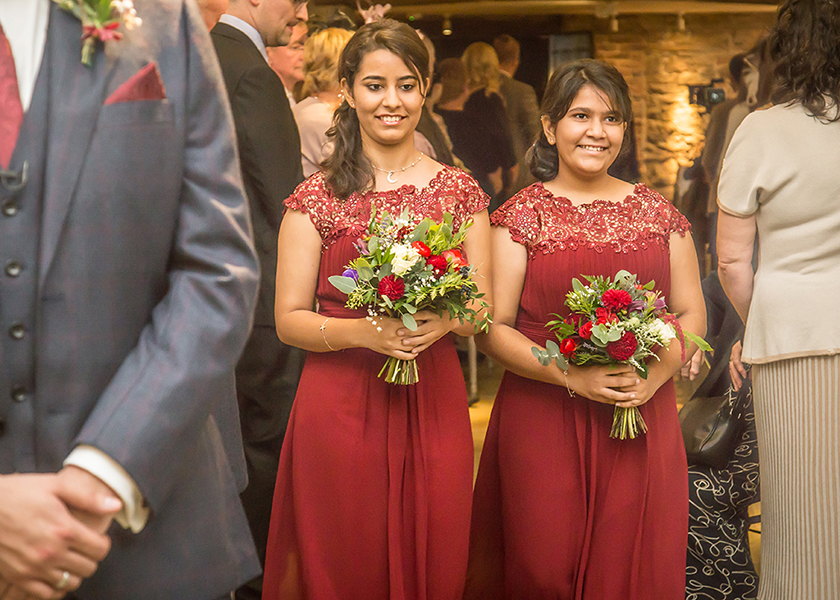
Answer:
[{"xmin": 717, "ymin": 1, "xmax": 840, "ymax": 598}]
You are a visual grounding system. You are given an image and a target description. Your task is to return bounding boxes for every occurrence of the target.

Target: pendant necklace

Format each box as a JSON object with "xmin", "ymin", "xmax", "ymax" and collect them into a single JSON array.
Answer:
[{"xmin": 373, "ymin": 152, "xmax": 424, "ymax": 183}]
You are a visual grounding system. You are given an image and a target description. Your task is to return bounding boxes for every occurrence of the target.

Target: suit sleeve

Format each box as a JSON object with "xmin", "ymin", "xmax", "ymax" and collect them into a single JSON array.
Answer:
[
  {"xmin": 73, "ymin": 1, "xmax": 259, "ymax": 514},
  {"xmin": 230, "ymin": 64, "xmax": 304, "ymax": 229}
]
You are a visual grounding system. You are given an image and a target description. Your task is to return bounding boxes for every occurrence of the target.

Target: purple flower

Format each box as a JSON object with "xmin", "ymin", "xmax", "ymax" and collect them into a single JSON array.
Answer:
[
  {"xmin": 653, "ymin": 298, "xmax": 666, "ymax": 311},
  {"xmin": 343, "ymin": 268, "xmax": 359, "ymax": 282},
  {"xmin": 628, "ymin": 300, "xmax": 646, "ymax": 312}
]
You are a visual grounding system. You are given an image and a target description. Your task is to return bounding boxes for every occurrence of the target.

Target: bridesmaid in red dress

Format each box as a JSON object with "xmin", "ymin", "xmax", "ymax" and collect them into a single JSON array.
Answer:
[
  {"xmin": 464, "ymin": 60, "xmax": 706, "ymax": 600},
  {"xmin": 262, "ymin": 20, "xmax": 491, "ymax": 600}
]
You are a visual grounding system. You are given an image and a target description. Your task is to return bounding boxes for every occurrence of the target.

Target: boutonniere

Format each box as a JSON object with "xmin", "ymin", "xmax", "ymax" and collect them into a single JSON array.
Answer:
[{"xmin": 52, "ymin": 0, "xmax": 142, "ymax": 67}]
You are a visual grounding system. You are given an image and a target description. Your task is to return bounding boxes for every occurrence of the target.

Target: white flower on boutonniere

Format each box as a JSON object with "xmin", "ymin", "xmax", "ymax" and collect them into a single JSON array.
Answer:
[{"xmin": 53, "ymin": 0, "xmax": 143, "ymax": 67}]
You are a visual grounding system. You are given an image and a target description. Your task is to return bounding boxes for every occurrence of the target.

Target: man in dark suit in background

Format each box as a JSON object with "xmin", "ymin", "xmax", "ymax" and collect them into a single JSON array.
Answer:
[
  {"xmin": 493, "ymin": 34, "xmax": 541, "ymax": 195},
  {"xmin": 0, "ymin": 1, "xmax": 260, "ymax": 598},
  {"xmin": 210, "ymin": 2, "xmax": 307, "ymax": 599}
]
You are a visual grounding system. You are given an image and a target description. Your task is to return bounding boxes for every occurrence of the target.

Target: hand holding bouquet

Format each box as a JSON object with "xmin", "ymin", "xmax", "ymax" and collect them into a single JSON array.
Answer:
[
  {"xmin": 533, "ymin": 270, "xmax": 710, "ymax": 439},
  {"xmin": 330, "ymin": 210, "xmax": 490, "ymax": 385}
]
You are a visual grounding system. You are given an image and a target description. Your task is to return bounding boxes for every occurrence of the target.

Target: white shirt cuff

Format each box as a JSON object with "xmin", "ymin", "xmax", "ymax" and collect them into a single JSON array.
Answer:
[{"xmin": 64, "ymin": 445, "xmax": 150, "ymax": 533}]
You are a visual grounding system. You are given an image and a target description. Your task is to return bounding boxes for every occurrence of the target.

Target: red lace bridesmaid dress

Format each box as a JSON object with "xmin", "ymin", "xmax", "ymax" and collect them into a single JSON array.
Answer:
[
  {"xmin": 464, "ymin": 182, "xmax": 690, "ymax": 600},
  {"xmin": 262, "ymin": 167, "xmax": 488, "ymax": 600}
]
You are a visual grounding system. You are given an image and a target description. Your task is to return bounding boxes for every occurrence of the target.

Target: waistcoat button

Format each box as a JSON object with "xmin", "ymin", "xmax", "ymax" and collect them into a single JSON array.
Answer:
[
  {"xmin": 11, "ymin": 386, "xmax": 26, "ymax": 403},
  {"xmin": 9, "ymin": 324, "xmax": 25, "ymax": 340},
  {"xmin": 5, "ymin": 261, "xmax": 21, "ymax": 277},
  {"xmin": 1, "ymin": 201, "xmax": 18, "ymax": 217}
]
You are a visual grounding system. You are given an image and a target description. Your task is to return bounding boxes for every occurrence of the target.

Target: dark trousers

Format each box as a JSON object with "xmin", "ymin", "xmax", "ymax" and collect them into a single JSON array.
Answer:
[{"xmin": 234, "ymin": 326, "xmax": 304, "ymax": 600}]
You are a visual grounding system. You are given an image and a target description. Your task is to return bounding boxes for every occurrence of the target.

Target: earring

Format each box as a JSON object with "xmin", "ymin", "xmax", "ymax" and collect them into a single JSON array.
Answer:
[{"xmin": 547, "ymin": 136, "xmax": 555, "ymax": 144}]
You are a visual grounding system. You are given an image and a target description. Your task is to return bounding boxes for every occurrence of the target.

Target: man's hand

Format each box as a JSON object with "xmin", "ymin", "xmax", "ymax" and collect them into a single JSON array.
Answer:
[
  {"xmin": 0, "ymin": 471, "xmax": 120, "ymax": 599},
  {"xmin": 0, "ymin": 576, "xmax": 36, "ymax": 600},
  {"xmin": 55, "ymin": 467, "xmax": 120, "ymax": 536}
]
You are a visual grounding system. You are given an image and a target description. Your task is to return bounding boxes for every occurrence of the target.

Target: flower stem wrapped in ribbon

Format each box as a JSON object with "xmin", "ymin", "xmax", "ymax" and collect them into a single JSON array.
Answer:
[
  {"xmin": 329, "ymin": 209, "xmax": 491, "ymax": 385},
  {"xmin": 532, "ymin": 270, "xmax": 711, "ymax": 440}
]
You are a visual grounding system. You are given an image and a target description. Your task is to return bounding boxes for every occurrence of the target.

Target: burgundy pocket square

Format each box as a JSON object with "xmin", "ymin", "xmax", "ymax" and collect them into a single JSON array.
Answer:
[{"xmin": 105, "ymin": 62, "xmax": 167, "ymax": 105}]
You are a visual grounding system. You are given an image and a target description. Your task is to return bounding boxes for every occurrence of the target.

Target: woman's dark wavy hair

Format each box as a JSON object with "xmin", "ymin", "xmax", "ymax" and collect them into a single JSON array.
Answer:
[
  {"xmin": 770, "ymin": 0, "xmax": 840, "ymax": 121},
  {"xmin": 527, "ymin": 59, "xmax": 632, "ymax": 182},
  {"xmin": 321, "ymin": 19, "xmax": 430, "ymax": 199}
]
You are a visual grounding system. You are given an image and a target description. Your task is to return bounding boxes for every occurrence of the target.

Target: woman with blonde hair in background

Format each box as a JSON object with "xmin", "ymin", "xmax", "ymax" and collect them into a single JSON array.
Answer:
[
  {"xmin": 435, "ymin": 43, "xmax": 517, "ymax": 210},
  {"xmin": 292, "ymin": 26, "xmax": 354, "ymax": 176}
]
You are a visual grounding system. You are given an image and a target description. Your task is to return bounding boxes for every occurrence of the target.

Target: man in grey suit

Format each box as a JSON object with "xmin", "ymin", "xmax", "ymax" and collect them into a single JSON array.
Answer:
[
  {"xmin": 210, "ymin": 2, "xmax": 307, "ymax": 599},
  {"xmin": 493, "ymin": 34, "xmax": 541, "ymax": 197},
  {"xmin": 0, "ymin": 1, "xmax": 260, "ymax": 598}
]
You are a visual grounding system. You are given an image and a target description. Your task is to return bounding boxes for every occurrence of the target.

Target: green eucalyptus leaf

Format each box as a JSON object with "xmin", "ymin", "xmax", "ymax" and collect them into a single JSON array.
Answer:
[
  {"xmin": 401, "ymin": 313, "xmax": 418, "ymax": 331},
  {"xmin": 606, "ymin": 327, "xmax": 622, "ymax": 342},
  {"xmin": 591, "ymin": 324, "xmax": 609, "ymax": 344},
  {"xmin": 553, "ymin": 354, "xmax": 570, "ymax": 371},
  {"xmin": 572, "ymin": 278, "xmax": 586, "ymax": 295},
  {"xmin": 357, "ymin": 265, "xmax": 375, "ymax": 281},
  {"xmin": 367, "ymin": 237, "xmax": 378, "ymax": 254},
  {"xmin": 328, "ymin": 275, "xmax": 358, "ymax": 294}
]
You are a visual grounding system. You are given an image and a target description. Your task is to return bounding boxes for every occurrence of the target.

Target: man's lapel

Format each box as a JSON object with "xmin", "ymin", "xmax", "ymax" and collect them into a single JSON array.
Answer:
[{"xmin": 39, "ymin": 3, "xmax": 115, "ymax": 289}]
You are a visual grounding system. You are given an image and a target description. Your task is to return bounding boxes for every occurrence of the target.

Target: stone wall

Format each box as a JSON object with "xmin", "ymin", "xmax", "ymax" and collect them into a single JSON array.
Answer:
[{"xmin": 561, "ymin": 13, "xmax": 775, "ymax": 199}]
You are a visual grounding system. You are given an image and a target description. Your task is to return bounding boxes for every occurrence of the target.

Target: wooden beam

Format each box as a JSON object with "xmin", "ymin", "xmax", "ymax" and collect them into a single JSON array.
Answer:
[{"xmin": 386, "ymin": 1, "xmax": 779, "ymax": 18}]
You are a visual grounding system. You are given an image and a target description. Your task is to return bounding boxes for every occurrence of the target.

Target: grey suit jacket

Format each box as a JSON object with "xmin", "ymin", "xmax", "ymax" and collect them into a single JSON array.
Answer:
[{"xmin": 0, "ymin": 1, "xmax": 260, "ymax": 598}]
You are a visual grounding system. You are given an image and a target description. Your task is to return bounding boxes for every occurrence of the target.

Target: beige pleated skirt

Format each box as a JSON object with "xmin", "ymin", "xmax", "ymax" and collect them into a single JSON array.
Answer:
[{"xmin": 752, "ymin": 354, "xmax": 840, "ymax": 600}]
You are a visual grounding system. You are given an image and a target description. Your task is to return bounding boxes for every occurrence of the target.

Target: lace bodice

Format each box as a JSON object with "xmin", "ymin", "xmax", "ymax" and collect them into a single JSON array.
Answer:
[
  {"xmin": 491, "ymin": 182, "xmax": 690, "ymax": 258},
  {"xmin": 286, "ymin": 167, "xmax": 489, "ymax": 249}
]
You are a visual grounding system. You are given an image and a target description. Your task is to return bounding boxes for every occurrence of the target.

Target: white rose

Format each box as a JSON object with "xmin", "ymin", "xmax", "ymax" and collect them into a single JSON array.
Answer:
[
  {"xmin": 647, "ymin": 319, "xmax": 677, "ymax": 343},
  {"xmin": 390, "ymin": 244, "xmax": 420, "ymax": 276}
]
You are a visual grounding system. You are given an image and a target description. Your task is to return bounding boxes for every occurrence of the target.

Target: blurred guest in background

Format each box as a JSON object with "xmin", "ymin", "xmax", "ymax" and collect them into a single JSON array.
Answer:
[
  {"xmin": 293, "ymin": 27, "xmax": 354, "ymax": 176},
  {"xmin": 436, "ymin": 44, "xmax": 517, "ymax": 210},
  {"xmin": 210, "ymin": 1, "xmax": 308, "ymax": 598},
  {"xmin": 717, "ymin": 1, "xmax": 840, "ymax": 598},
  {"xmin": 492, "ymin": 34, "xmax": 540, "ymax": 192},
  {"xmin": 414, "ymin": 30, "xmax": 457, "ymax": 166},
  {"xmin": 267, "ymin": 21, "xmax": 308, "ymax": 107}
]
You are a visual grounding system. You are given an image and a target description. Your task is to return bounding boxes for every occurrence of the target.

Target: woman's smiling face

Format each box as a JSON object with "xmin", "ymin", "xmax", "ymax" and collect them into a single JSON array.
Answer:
[
  {"xmin": 543, "ymin": 83, "xmax": 626, "ymax": 181},
  {"xmin": 345, "ymin": 48, "xmax": 427, "ymax": 150}
]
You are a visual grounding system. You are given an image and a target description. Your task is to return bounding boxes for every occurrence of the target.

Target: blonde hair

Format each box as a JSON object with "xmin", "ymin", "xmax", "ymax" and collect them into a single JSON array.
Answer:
[
  {"xmin": 461, "ymin": 42, "xmax": 501, "ymax": 95},
  {"xmin": 300, "ymin": 28, "xmax": 354, "ymax": 98}
]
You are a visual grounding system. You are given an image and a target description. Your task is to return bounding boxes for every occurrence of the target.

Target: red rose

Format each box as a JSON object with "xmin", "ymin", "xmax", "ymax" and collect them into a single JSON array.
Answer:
[
  {"xmin": 442, "ymin": 248, "xmax": 467, "ymax": 268},
  {"xmin": 559, "ymin": 338, "xmax": 577, "ymax": 357},
  {"xmin": 378, "ymin": 275, "xmax": 405, "ymax": 300},
  {"xmin": 411, "ymin": 241, "xmax": 431, "ymax": 257},
  {"xmin": 579, "ymin": 321, "xmax": 593, "ymax": 339},
  {"xmin": 595, "ymin": 307, "xmax": 618, "ymax": 325},
  {"xmin": 427, "ymin": 255, "xmax": 448, "ymax": 276},
  {"xmin": 606, "ymin": 330, "xmax": 638, "ymax": 361},
  {"xmin": 602, "ymin": 288, "xmax": 632, "ymax": 311}
]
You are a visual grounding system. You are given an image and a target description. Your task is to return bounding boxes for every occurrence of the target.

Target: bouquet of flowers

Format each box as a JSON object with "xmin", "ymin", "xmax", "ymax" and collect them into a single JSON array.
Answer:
[
  {"xmin": 329, "ymin": 210, "xmax": 490, "ymax": 385},
  {"xmin": 533, "ymin": 270, "xmax": 710, "ymax": 440}
]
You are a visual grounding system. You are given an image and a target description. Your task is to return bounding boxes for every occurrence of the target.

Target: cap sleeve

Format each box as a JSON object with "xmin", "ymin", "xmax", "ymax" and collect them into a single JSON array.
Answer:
[
  {"xmin": 717, "ymin": 111, "xmax": 765, "ymax": 217},
  {"xmin": 664, "ymin": 198, "xmax": 691, "ymax": 236},
  {"xmin": 283, "ymin": 173, "xmax": 338, "ymax": 243},
  {"xmin": 491, "ymin": 185, "xmax": 542, "ymax": 250},
  {"xmin": 454, "ymin": 168, "xmax": 491, "ymax": 215}
]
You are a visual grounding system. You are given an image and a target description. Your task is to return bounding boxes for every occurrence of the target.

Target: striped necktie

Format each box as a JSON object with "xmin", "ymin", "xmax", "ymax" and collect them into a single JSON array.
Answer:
[{"xmin": 0, "ymin": 22, "xmax": 24, "ymax": 169}]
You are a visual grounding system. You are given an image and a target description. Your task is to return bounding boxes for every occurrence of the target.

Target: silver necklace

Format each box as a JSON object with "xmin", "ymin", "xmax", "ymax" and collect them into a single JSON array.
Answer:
[{"xmin": 372, "ymin": 152, "xmax": 424, "ymax": 183}]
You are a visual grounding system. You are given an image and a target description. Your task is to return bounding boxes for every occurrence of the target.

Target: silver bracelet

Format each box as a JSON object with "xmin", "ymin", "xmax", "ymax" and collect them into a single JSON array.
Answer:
[{"xmin": 320, "ymin": 317, "xmax": 336, "ymax": 351}]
